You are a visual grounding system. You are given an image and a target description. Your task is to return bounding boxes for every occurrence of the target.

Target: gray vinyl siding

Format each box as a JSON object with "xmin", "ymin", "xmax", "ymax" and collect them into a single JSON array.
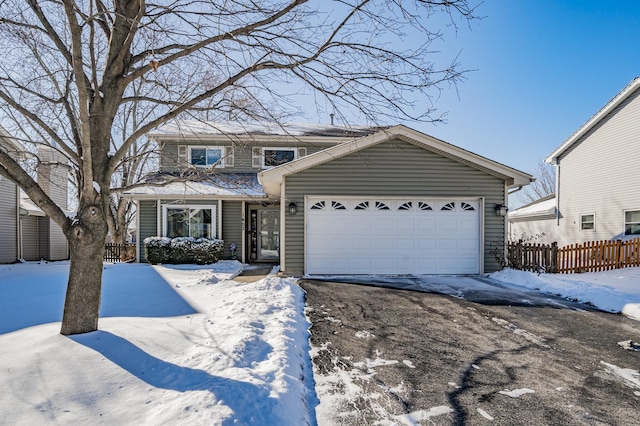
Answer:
[
  {"xmin": 138, "ymin": 200, "xmax": 158, "ymax": 263},
  {"xmin": 20, "ymin": 216, "xmax": 39, "ymax": 261},
  {"xmin": 47, "ymin": 219, "xmax": 68, "ymax": 261},
  {"xmin": 0, "ymin": 179, "xmax": 17, "ymax": 263},
  {"xmin": 221, "ymin": 200, "xmax": 243, "ymax": 258},
  {"xmin": 283, "ymin": 139, "xmax": 507, "ymax": 274},
  {"xmin": 160, "ymin": 140, "xmax": 335, "ymax": 173},
  {"xmin": 555, "ymin": 87, "xmax": 640, "ymax": 246},
  {"xmin": 38, "ymin": 217, "xmax": 50, "ymax": 259}
]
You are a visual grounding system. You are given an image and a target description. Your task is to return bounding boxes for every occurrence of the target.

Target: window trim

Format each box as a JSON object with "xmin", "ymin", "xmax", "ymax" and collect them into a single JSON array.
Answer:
[
  {"xmin": 188, "ymin": 146, "xmax": 225, "ymax": 168},
  {"xmin": 261, "ymin": 147, "xmax": 298, "ymax": 169},
  {"xmin": 162, "ymin": 204, "xmax": 217, "ymax": 238},
  {"xmin": 580, "ymin": 213, "xmax": 595, "ymax": 231},
  {"xmin": 624, "ymin": 209, "xmax": 640, "ymax": 236}
]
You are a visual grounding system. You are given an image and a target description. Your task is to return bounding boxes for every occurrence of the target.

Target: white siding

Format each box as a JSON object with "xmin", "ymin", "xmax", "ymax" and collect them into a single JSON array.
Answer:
[
  {"xmin": 556, "ymin": 88, "xmax": 640, "ymax": 245},
  {"xmin": 509, "ymin": 217, "xmax": 557, "ymax": 245}
]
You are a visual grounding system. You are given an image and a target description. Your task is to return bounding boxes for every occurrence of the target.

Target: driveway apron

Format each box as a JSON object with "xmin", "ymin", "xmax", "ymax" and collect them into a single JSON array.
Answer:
[{"xmin": 301, "ymin": 279, "xmax": 640, "ymax": 425}]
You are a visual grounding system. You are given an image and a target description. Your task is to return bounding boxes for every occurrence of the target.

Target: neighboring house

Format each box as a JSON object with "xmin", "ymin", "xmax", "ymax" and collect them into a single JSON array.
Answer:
[
  {"xmin": 0, "ymin": 125, "xmax": 69, "ymax": 263},
  {"xmin": 0, "ymin": 125, "xmax": 23, "ymax": 263},
  {"xmin": 510, "ymin": 77, "xmax": 640, "ymax": 246},
  {"xmin": 127, "ymin": 121, "xmax": 532, "ymax": 275},
  {"xmin": 508, "ymin": 194, "xmax": 557, "ymax": 243}
]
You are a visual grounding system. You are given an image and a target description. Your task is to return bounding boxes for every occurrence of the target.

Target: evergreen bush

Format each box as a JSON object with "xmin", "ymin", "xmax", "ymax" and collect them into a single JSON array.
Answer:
[{"xmin": 144, "ymin": 237, "xmax": 224, "ymax": 265}]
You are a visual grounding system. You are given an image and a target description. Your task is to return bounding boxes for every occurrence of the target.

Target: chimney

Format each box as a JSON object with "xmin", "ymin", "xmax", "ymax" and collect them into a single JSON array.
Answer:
[{"xmin": 329, "ymin": 113, "xmax": 334, "ymax": 126}]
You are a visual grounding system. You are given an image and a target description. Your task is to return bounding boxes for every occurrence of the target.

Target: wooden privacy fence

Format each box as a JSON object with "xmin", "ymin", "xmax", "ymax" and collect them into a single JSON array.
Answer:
[
  {"xmin": 104, "ymin": 243, "xmax": 136, "ymax": 263},
  {"xmin": 557, "ymin": 239, "xmax": 640, "ymax": 273},
  {"xmin": 507, "ymin": 238, "xmax": 640, "ymax": 274},
  {"xmin": 507, "ymin": 241, "xmax": 558, "ymax": 273}
]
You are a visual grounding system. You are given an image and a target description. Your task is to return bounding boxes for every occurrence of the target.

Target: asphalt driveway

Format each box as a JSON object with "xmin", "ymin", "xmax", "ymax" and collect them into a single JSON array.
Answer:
[{"xmin": 301, "ymin": 277, "xmax": 640, "ymax": 425}]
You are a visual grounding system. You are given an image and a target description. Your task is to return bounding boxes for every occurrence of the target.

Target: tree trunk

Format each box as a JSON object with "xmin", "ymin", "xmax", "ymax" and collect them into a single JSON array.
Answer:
[{"xmin": 60, "ymin": 202, "xmax": 108, "ymax": 335}]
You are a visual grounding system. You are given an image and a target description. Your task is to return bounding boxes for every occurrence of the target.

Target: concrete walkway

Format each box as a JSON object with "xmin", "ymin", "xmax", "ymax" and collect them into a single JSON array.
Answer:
[{"xmin": 234, "ymin": 264, "xmax": 275, "ymax": 282}]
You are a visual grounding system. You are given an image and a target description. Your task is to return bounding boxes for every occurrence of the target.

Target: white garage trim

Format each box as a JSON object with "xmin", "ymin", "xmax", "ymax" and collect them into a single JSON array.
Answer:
[{"xmin": 304, "ymin": 195, "xmax": 484, "ymax": 275}]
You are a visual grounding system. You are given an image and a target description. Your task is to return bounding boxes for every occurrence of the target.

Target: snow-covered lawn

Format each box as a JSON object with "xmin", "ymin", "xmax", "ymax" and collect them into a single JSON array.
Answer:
[
  {"xmin": 0, "ymin": 261, "xmax": 315, "ymax": 425},
  {"xmin": 1, "ymin": 261, "xmax": 639, "ymax": 425},
  {"xmin": 489, "ymin": 267, "xmax": 640, "ymax": 321}
]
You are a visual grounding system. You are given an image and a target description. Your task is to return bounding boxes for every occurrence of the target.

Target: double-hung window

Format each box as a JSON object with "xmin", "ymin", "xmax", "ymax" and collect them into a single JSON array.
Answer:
[
  {"xmin": 164, "ymin": 205, "xmax": 216, "ymax": 239},
  {"xmin": 625, "ymin": 210, "xmax": 640, "ymax": 236},
  {"xmin": 580, "ymin": 214, "xmax": 595, "ymax": 231},
  {"xmin": 189, "ymin": 146, "xmax": 224, "ymax": 167},
  {"xmin": 262, "ymin": 147, "xmax": 297, "ymax": 168}
]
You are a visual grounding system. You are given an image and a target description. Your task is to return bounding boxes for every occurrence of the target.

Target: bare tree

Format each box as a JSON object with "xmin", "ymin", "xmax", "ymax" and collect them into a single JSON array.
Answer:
[
  {"xmin": 0, "ymin": 0, "xmax": 478, "ymax": 335},
  {"xmin": 517, "ymin": 160, "xmax": 556, "ymax": 204}
]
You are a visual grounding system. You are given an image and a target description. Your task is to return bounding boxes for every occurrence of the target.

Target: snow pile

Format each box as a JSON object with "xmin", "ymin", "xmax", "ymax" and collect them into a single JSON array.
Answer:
[
  {"xmin": 490, "ymin": 267, "xmax": 640, "ymax": 321},
  {"xmin": 0, "ymin": 261, "xmax": 314, "ymax": 425}
]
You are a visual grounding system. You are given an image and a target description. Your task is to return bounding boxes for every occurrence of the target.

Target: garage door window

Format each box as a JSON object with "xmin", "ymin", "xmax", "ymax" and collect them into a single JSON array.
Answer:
[
  {"xmin": 441, "ymin": 202, "xmax": 455, "ymax": 211},
  {"xmin": 461, "ymin": 202, "xmax": 476, "ymax": 211},
  {"xmin": 331, "ymin": 201, "xmax": 346, "ymax": 210}
]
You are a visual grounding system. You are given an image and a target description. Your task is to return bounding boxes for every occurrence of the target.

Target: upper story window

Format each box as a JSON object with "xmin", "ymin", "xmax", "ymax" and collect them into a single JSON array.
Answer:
[
  {"xmin": 262, "ymin": 147, "xmax": 296, "ymax": 168},
  {"xmin": 625, "ymin": 210, "xmax": 640, "ymax": 236},
  {"xmin": 189, "ymin": 146, "xmax": 225, "ymax": 167},
  {"xmin": 251, "ymin": 147, "xmax": 307, "ymax": 169},
  {"xmin": 580, "ymin": 213, "xmax": 595, "ymax": 231}
]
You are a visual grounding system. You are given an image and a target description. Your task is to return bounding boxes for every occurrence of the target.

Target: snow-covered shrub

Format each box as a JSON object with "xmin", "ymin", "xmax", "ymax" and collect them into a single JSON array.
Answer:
[
  {"xmin": 143, "ymin": 237, "xmax": 224, "ymax": 265},
  {"xmin": 170, "ymin": 237, "xmax": 193, "ymax": 263},
  {"xmin": 143, "ymin": 237, "xmax": 172, "ymax": 264},
  {"xmin": 191, "ymin": 238, "xmax": 224, "ymax": 264}
]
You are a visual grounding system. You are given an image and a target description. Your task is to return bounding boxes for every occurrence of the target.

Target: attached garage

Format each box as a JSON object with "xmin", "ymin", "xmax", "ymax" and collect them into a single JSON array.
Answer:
[
  {"xmin": 305, "ymin": 197, "xmax": 481, "ymax": 274},
  {"xmin": 259, "ymin": 125, "xmax": 533, "ymax": 276}
]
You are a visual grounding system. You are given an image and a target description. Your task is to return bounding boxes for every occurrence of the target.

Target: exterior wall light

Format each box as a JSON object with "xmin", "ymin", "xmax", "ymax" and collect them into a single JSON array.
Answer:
[
  {"xmin": 495, "ymin": 203, "xmax": 508, "ymax": 217},
  {"xmin": 288, "ymin": 202, "xmax": 297, "ymax": 215}
]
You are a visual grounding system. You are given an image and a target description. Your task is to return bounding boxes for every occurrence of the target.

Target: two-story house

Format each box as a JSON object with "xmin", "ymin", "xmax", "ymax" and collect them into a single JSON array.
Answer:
[
  {"xmin": 509, "ymin": 78, "xmax": 640, "ymax": 246},
  {"xmin": 0, "ymin": 126, "xmax": 69, "ymax": 263},
  {"xmin": 127, "ymin": 121, "xmax": 532, "ymax": 275}
]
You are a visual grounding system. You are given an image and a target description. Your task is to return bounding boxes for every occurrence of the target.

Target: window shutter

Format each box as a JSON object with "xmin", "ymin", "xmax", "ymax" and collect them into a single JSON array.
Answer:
[
  {"xmin": 297, "ymin": 147, "xmax": 307, "ymax": 158},
  {"xmin": 225, "ymin": 146, "xmax": 234, "ymax": 167},
  {"xmin": 177, "ymin": 145, "xmax": 188, "ymax": 167},
  {"xmin": 252, "ymin": 147, "xmax": 262, "ymax": 168}
]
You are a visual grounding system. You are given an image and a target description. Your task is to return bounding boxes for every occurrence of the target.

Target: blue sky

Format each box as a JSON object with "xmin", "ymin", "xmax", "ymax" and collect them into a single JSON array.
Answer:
[{"xmin": 399, "ymin": 0, "xmax": 640, "ymax": 175}]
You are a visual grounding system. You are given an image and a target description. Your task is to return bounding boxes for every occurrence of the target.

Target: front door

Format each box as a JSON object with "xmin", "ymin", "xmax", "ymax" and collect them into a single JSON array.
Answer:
[{"xmin": 249, "ymin": 208, "xmax": 280, "ymax": 261}]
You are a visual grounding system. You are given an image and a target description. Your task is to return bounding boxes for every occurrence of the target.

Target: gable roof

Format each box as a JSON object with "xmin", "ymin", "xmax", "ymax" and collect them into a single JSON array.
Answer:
[
  {"xmin": 508, "ymin": 194, "xmax": 556, "ymax": 221},
  {"xmin": 259, "ymin": 124, "xmax": 533, "ymax": 196},
  {"xmin": 545, "ymin": 77, "xmax": 640, "ymax": 164},
  {"xmin": 0, "ymin": 125, "xmax": 25, "ymax": 155}
]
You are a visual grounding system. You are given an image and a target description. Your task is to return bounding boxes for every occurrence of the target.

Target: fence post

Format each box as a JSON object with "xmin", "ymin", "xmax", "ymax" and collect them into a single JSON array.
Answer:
[{"xmin": 616, "ymin": 239, "xmax": 624, "ymax": 269}]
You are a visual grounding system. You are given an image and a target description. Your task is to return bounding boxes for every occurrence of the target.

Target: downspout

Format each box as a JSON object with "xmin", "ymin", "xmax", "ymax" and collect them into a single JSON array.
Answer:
[
  {"xmin": 16, "ymin": 186, "xmax": 21, "ymax": 261},
  {"xmin": 554, "ymin": 160, "xmax": 561, "ymax": 225},
  {"xmin": 280, "ymin": 180, "xmax": 286, "ymax": 273},
  {"xmin": 135, "ymin": 200, "xmax": 140, "ymax": 263}
]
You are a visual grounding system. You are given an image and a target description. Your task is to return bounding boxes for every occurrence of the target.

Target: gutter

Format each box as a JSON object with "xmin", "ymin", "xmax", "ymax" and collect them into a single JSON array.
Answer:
[{"xmin": 508, "ymin": 185, "xmax": 524, "ymax": 195}]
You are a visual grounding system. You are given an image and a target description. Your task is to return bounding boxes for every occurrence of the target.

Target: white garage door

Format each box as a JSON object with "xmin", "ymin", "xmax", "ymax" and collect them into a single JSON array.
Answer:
[{"xmin": 305, "ymin": 197, "xmax": 481, "ymax": 275}]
